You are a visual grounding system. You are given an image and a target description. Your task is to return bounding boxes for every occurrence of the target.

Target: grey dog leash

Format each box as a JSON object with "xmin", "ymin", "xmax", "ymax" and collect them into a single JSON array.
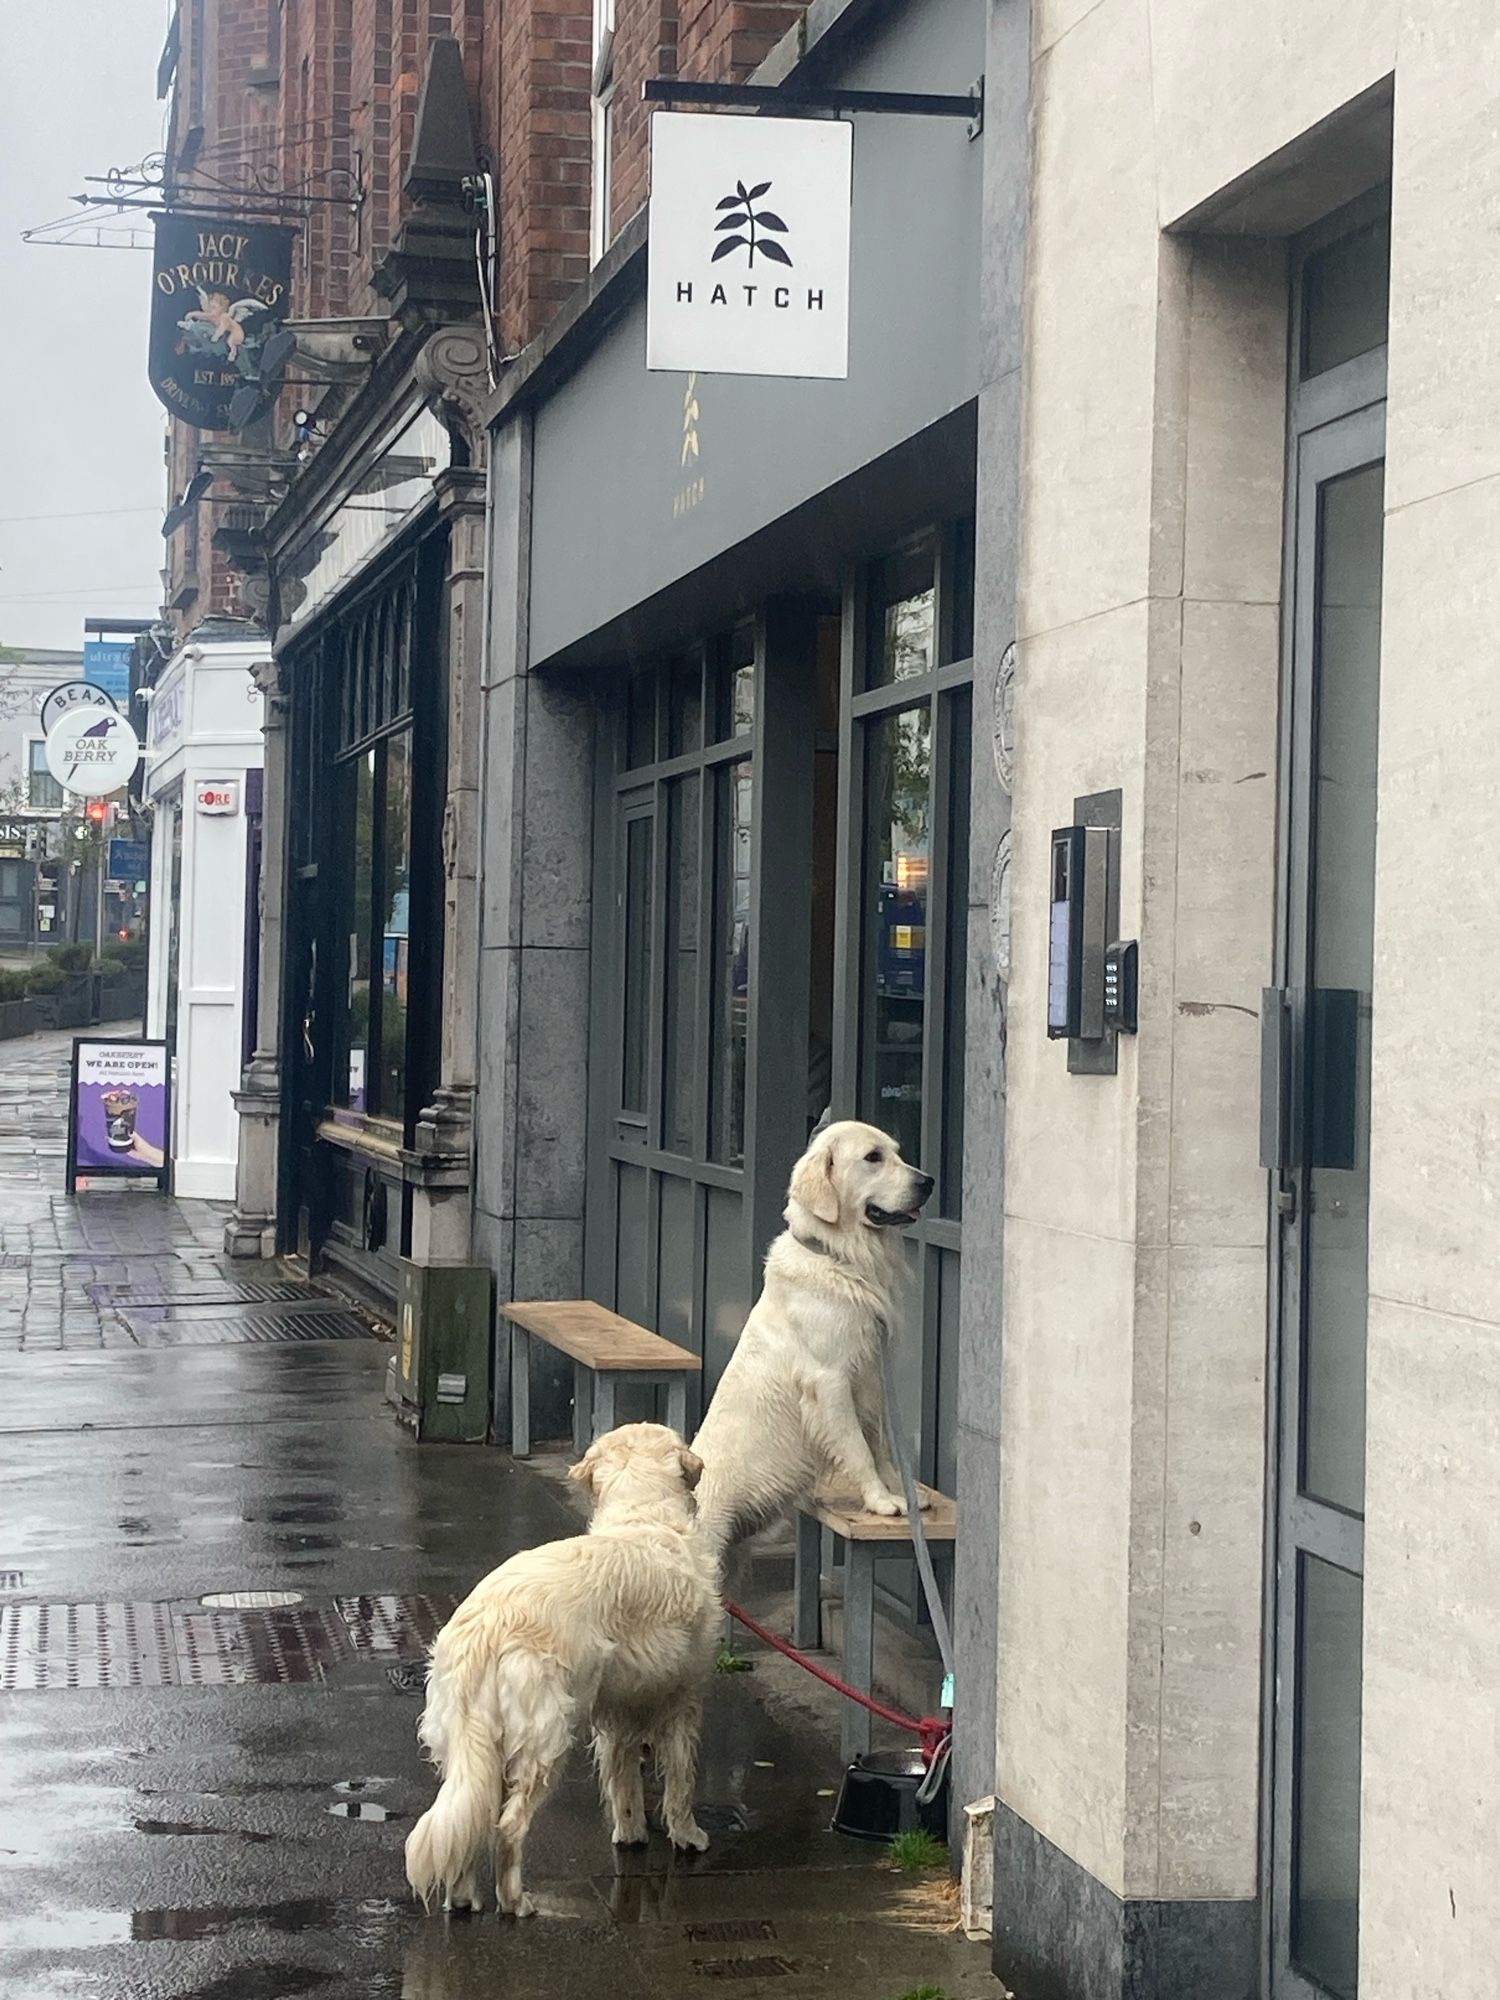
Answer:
[{"xmin": 877, "ymin": 1327, "xmax": 955, "ymax": 1688}]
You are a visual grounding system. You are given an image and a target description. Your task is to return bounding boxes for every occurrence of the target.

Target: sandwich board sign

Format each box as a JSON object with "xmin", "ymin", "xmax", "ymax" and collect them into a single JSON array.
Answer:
[
  {"xmin": 67, "ymin": 1037, "xmax": 171, "ymax": 1192},
  {"xmin": 646, "ymin": 112, "xmax": 853, "ymax": 380}
]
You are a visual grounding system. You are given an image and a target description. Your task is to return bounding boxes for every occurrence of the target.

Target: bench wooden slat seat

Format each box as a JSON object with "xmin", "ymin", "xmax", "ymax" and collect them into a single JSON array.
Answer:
[
  {"xmin": 792, "ymin": 1482, "xmax": 958, "ymax": 1762},
  {"xmin": 502, "ymin": 1299, "xmax": 701, "ymax": 1458}
]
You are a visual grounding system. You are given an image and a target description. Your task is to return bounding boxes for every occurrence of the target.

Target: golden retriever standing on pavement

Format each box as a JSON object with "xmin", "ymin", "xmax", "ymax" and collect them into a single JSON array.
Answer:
[
  {"xmin": 692, "ymin": 1120, "xmax": 933, "ymax": 1557},
  {"xmin": 405, "ymin": 1422, "xmax": 720, "ymax": 1918}
]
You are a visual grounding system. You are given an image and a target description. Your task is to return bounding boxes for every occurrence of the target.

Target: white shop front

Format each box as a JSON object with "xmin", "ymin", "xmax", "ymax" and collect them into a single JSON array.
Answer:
[{"xmin": 143, "ymin": 631, "xmax": 266, "ymax": 1199}]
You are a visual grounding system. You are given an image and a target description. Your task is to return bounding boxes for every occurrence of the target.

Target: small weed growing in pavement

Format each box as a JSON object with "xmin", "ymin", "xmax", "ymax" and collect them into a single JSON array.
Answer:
[
  {"xmin": 889, "ymin": 1829, "xmax": 949, "ymax": 1873},
  {"xmin": 715, "ymin": 1645, "xmax": 753, "ymax": 1673}
]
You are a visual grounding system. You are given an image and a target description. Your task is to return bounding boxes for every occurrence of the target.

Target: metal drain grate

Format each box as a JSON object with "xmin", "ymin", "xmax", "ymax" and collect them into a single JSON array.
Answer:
[
  {"xmin": 685, "ymin": 1922, "xmax": 778, "ymax": 1945},
  {"xmin": 90, "ymin": 1278, "xmax": 325, "ymax": 1309},
  {"xmin": 334, "ymin": 1593, "xmax": 453, "ymax": 1657},
  {"xmin": 0, "ymin": 1601, "xmax": 353, "ymax": 1690},
  {"xmin": 118, "ymin": 1307, "xmax": 376, "ymax": 1347},
  {"xmin": 692, "ymin": 1957, "xmax": 800, "ymax": 1981}
]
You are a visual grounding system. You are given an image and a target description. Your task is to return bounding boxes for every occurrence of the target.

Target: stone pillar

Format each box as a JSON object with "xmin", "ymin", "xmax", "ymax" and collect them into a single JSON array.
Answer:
[
  {"xmin": 224, "ymin": 653, "xmax": 287, "ymax": 1259},
  {"xmin": 407, "ymin": 457, "xmax": 489, "ymax": 1265},
  {"xmin": 472, "ymin": 410, "xmax": 597, "ymax": 1442}
]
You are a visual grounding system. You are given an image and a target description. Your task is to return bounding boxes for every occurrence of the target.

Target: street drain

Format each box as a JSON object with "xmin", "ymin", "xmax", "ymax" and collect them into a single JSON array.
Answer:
[
  {"xmin": 91, "ymin": 1280, "xmax": 326, "ymax": 1308},
  {"xmin": 201, "ymin": 1591, "xmax": 304, "ymax": 1610},
  {"xmin": 693, "ymin": 1957, "xmax": 800, "ymax": 1980},
  {"xmin": 685, "ymin": 1921, "xmax": 778, "ymax": 1944},
  {"xmin": 118, "ymin": 1307, "xmax": 376, "ymax": 1346},
  {"xmin": 385, "ymin": 1662, "xmax": 428, "ymax": 1695},
  {"xmin": 334, "ymin": 1592, "xmax": 453, "ymax": 1656},
  {"xmin": 0, "ymin": 1601, "xmax": 353, "ymax": 1690}
]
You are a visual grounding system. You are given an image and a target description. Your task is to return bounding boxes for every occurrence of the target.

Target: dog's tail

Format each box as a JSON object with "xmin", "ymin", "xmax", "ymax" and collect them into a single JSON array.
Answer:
[{"xmin": 405, "ymin": 1623, "xmax": 506, "ymax": 1911}]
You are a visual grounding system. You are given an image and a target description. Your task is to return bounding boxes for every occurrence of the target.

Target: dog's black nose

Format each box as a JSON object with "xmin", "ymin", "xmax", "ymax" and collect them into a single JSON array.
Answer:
[{"xmin": 916, "ymin": 1173, "xmax": 935, "ymax": 1202}]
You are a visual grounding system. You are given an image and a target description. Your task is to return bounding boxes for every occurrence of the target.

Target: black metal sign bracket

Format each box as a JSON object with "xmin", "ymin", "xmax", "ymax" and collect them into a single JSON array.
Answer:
[{"xmin": 643, "ymin": 77, "xmax": 985, "ymax": 140}]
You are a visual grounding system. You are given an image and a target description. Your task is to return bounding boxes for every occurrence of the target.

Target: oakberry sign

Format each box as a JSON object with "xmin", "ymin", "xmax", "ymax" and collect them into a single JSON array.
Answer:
[
  {"xmin": 646, "ymin": 113, "xmax": 853, "ymax": 380},
  {"xmin": 45, "ymin": 708, "xmax": 141, "ymax": 798}
]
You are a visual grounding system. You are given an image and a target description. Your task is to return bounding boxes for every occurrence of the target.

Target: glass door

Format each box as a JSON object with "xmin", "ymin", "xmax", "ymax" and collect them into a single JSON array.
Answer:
[{"xmin": 1265, "ymin": 203, "xmax": 1391, "ymax": 1999}]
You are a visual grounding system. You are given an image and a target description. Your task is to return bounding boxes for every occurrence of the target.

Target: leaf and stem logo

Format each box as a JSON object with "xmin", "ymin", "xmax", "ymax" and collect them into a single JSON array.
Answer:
[{"xmin": 713, "ymin": 181, "xmax": 792, "ymax": 268}]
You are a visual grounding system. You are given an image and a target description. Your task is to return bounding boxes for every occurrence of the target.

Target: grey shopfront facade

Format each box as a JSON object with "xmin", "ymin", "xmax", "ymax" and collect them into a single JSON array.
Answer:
[{"xmin": 474, "ymin": 0, "xmax": 1028, "ymax": 1834}]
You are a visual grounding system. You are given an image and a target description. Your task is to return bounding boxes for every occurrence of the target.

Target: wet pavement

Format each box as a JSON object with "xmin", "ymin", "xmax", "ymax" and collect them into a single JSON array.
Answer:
[{"xmin": 0, "ymin": 1027, "xmax": 998, "ymax": 2000}]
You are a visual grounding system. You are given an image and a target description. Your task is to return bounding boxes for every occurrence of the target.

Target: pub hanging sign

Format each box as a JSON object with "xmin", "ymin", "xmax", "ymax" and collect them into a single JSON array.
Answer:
[{"xmin": 149, "ymin": 213, "xmax": 295, "ymax": 430}]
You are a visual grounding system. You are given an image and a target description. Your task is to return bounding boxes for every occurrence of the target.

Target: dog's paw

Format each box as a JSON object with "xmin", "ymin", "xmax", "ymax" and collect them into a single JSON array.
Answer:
[
  {"xmin": 863, "ymin": 1489, "xmax": 905, "ymax": 1517},
  {"xmin": 502, "ymin": 1891, "xmax": 537, "ymax": 1920},
  {"xmin": 611, "ymin": 1820, "xmax": 649, "ymax": 1849},
  {"xmin": 668, "ymin": 1819, "xmax": 711, "ymax": 1853}
]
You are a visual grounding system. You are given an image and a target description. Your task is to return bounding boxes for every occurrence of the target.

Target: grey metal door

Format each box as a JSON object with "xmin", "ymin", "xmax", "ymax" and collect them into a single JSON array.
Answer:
[{"xmin": 1266, "ymin": 400, "xmax": 1386, "ymax": 2000}]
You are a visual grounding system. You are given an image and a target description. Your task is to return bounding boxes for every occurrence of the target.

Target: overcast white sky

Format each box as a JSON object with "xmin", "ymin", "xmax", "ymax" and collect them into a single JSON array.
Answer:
[{"xmin": 0, "ymin": 2, "xmax": 172, "ymax": 652}]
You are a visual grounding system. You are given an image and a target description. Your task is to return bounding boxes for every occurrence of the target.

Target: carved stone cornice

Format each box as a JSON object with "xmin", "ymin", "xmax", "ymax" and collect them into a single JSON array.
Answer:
[{"xmin": 416, "ymin": 329, "xmax": 493, "ymax": 465}]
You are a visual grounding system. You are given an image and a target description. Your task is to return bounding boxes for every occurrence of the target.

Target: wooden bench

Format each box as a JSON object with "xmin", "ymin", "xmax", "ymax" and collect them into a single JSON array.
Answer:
[
  {"xmin": 502, "ymin": 1300, "xmax": 702, "ymax": 1459},
  {"xmin": 792, "ymin": 1483, "xmax": 958, "ymax": 1761}
]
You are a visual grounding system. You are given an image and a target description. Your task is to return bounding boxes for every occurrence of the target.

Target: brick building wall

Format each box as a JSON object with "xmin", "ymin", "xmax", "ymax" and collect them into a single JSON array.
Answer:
[{"xmin": 161, "ymin": 0, "xmax": 810, "ymax": 636}]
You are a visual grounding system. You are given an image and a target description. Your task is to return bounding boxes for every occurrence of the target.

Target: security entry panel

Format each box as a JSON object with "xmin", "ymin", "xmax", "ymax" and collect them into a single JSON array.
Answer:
[{"xmin": 1047, "ymin": 824, "xmax": 1109, "ymax": 1040}]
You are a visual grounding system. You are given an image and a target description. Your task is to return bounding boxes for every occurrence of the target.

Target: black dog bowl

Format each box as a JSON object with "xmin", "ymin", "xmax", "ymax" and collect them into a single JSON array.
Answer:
[{"xmin": 831, "ymin": 1746, "xmax": 948, "ymax": 1843}]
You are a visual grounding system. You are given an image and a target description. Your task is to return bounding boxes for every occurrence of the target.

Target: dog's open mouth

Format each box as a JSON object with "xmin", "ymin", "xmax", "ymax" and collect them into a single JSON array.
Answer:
[{"xmin": 864, "ymin": 1202, "xmax": 921, "ymax": 1228}]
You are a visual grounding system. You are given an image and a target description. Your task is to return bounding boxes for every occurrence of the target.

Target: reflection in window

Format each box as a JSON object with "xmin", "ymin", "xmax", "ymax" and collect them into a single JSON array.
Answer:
[
  {"xmin": 621, "ymin": 814, "xmax": 653, "ymax": 1115},
  {"xmin": 710, "ymin": 760, "xmax": 752, "ymax": 1166},
  {"xmin": 870, "ymin": 543, "xmax": 936, "ymax": 689},
  {"xmin": 668, "ymin": 656, "xmax": 702, "ymax": 757},
  {"xmin": 340, "ymin": 749, "xmax": 376, "ymax": 1112},
  {"xmin": 1292, "ymin": 1556, "xmax": 1363, "ymax": 1998},
  {"xmin": 714, "ymin": 625, "xmax": 756, "ymax": 741},
  {"xmin": 862, "ymin": 705, "xmax": 931, "ymax": 1166},
  {"xmin": 381, "ymin": 731, "xmax": 413, "ymax": 1122},
  {"xmin": 663, "ymin": 774, "xmax": 699, "ymax": 1153},
  {"xmin": 27, "ymin": 740, "xmax": 62, "ymax": 810}
]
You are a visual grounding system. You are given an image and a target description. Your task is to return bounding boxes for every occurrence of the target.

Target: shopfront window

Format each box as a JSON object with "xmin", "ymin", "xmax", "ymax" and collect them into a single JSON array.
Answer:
[
  {"xmin": 709, "ymin": 757, "xmax": 752, "ymax": 1167},
  {"xmin": 621, "ymin": 811, "xmax": 654, "ymax": 1117},
  {"xmin": 862, "ymin": 704, "xmax": 930, "ymax": 1167},
  {"xmin": 381, "ymin": 730, "xmax": 413, "ymax": 1122},
  {"xmin": 337, "ymin": 750, "xmax": 375, "ymax": 1113},
  {"xmin": 856, "ymin": 525, "xmax": 974, "ymax": 1217}
]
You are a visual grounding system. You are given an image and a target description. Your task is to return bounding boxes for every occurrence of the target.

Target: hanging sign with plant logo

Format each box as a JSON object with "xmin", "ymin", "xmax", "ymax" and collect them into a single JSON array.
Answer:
[{"xmin": 646, "ymin": 113, "xmax": 853, "ymax": 380}]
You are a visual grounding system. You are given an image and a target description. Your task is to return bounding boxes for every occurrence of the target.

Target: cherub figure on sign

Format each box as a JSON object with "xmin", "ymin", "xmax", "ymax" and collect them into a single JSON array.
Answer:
[{"xmin": 176, "ymin": 289, "xmax": 269, "ymax": 368}]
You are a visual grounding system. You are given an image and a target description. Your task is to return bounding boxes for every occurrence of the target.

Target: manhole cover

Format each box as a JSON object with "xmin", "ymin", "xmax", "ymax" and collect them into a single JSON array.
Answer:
[
  {"xmin": 0, "ymin": 1601, "xmax": 352, "ymax": 1691},
  {"xmin": 201, "ymin": 1591, "xmax": 304, "ymax": 1610},
  {"xmin": 334, "ymin": 1594, "xmax": 453, "ymax": 1657}
]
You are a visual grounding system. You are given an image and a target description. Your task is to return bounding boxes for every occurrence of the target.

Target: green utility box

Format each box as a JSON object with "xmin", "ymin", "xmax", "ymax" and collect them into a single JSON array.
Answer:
[{"xmin": 390, "ymin": 1259, "xmax": 493, "ymax": 1442}]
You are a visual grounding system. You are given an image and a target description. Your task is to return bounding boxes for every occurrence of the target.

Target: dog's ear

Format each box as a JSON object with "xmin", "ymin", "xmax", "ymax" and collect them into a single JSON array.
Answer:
[
  {"xmin": 568, "ymin": 1447, "xmax": 597, "ymax": 1493},
  {"xmin": 788, "ymin": 1140, "xmax": 840, "ymax": 1225},
  {"xmin": 677, "ymin": 1446, "xmax": 704, "ymax": 1492}
]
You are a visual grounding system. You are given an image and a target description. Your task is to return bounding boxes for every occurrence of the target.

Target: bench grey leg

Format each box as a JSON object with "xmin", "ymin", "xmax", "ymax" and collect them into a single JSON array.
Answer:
[
  {"xmin": 509, "ymin": 1326, "xmax": 531, "ymax": 1459},
  {"xmin": 572, "ymin": 1364, "xmax": 594, "ymax": 1459},
  {"xmin": 794, "ymin": 1511, "xmax": 823, "ymax": 1651},
  {"xmin": 665, "ymin": 1375, "xmax": 687, "ymax": 1440},
  {"xmin": 841, "ymin": 1545, "xmax": 876, "ymax": 1764},
  {"xmin": 594, "ymin": 1372, "xmax": 618, "ymax": 1438}
]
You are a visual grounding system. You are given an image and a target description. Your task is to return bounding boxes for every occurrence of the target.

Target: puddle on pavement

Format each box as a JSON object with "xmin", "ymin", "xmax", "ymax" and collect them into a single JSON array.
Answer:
[
  {"xmin": 133, "ymin": 1817, "xmax": 276, "ymax": 1844},
  {"xmin": 328, "ymin": 1800, "xmax": 401, "ymax": 1821},
  {"xmin": 332, "ymin": 1777, "xmax": 391, "ymax": 1796},
  {"xmin": 2, "ymin": 1894, "xmax": 409, "ymax": 1951}
]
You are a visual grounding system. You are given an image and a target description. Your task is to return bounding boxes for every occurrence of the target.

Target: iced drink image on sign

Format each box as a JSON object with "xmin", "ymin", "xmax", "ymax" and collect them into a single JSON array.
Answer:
[{"xmin": 102, "ymin": 1089, "xmax": 140, "ymax": 1152}]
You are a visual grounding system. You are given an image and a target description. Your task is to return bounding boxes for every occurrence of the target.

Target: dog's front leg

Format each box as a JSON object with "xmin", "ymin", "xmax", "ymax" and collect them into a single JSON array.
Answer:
[
  {"xmin": 805, "ymin": 1371, "xmax": 905, "ymax": 1515},
  {"xmin": 853, "ymin": 1365, "xmax": 934, "ymax": 1512}
]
